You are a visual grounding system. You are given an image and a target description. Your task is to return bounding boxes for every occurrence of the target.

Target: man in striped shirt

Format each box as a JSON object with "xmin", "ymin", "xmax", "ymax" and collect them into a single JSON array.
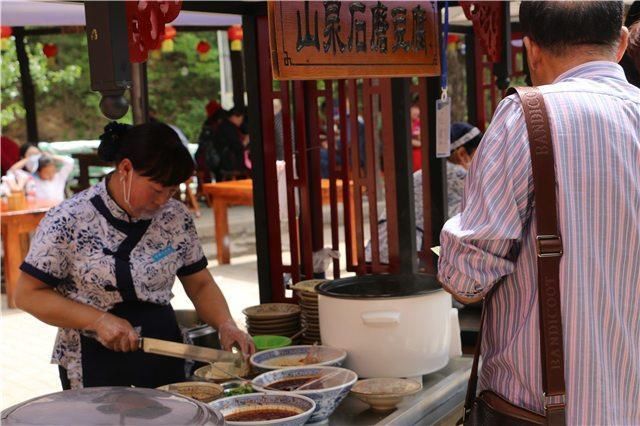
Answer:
[{"xmin": 438, "ymin": 2, "xmax": 640, "ymax": 424}]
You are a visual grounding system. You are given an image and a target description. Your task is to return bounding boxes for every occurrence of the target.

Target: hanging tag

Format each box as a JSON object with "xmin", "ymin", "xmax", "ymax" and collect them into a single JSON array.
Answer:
[{"xmin": 436, "ymin": 97, "xmax": 451, "ymax": 158}]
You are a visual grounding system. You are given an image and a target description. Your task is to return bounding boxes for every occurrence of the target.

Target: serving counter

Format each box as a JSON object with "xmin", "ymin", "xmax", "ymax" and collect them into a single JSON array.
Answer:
[{"xmin": 329, "ymin": 356, "xmax": 472, "ymax": 425}]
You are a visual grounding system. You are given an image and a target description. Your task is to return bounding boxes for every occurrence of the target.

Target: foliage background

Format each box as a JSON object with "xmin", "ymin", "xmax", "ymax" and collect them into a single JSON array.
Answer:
[{"xmin": 1, "ymin": 29, "xmax": 220, "ymax": 144}]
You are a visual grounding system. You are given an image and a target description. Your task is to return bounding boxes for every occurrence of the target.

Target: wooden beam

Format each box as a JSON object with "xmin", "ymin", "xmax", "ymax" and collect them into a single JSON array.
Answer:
[{"xmin": 181, "ymin": 1, "xmax": 266, "ymax": 16}]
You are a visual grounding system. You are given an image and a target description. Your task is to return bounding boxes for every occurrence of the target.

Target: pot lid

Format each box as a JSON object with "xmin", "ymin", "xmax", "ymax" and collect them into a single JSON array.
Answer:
[
  {"xmin": 316, "ymin": 273, "xmax": 443, "ymax": 299},
  {"xmin": 1, "ymin": 387, "xmax": 224, "ymax": 425}
]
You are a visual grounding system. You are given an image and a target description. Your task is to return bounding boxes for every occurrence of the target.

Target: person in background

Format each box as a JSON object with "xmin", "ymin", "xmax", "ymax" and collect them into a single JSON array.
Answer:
[
  {"xmin": 9, "ymin": 153, "xmax": 74, "ymax": 203},
  {"xmin": 207, "ymin": 106, "xmax": 249, "ymax": 181},
  {"xmin": 438, "ymin": 2, "xmax": 639, "ymax": 423},
  {"xmin": 446, "ymin": 122, "xmax": 482, "ymax": 217},
  {"xmin": 195, "ymin": 100, "xmax": 227, "ymax": 185},
  {"xmin": 1, "ymin": 136, "xmax": 21, "ymax": 176},
  {"xmin": 19, "ymin": 143, "xmax": 41, "ymax": 160},
  {"xmin": 364, "ymin": 122, "xmax": 481, "ymax": 264},
  {"xmin": 621, "ymin": 1, "xmax": 640, "ymax": 86},
  {"xmin": 14, "ymin": 121, "xmax": 254, "ymax": 390}
]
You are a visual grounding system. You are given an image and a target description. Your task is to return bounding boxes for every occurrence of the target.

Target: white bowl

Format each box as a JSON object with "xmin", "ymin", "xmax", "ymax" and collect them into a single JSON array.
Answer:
[
  {"xmin": 250, "ymin": 345, "xmax": 347, "ymax": 371},
  {"xmin": 252, "ymin": 366, "xmax": 357, "ymax": 423},
  {"xmin": 350, "ymin": 378, "xmax": 422, "ymax": 411},
  {"xmin": 208, "ymin": 392, "xmax": 315, "ymax": 425}
]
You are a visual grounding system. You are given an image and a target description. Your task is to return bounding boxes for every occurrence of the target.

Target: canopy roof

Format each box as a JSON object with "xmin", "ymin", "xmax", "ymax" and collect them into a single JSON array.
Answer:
[{"xmin": 0, "ymin": 0, "xmax": 241, "ymax": 27}]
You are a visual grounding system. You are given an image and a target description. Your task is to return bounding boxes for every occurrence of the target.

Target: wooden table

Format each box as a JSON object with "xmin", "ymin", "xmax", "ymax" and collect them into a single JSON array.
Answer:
[
  {"xmin": 1, "ymin": 200, "xmax": 58, "ymax": 308},
  {"xmin": 203, "ymin": 179, "xmax": 352, "ymax": 265}
]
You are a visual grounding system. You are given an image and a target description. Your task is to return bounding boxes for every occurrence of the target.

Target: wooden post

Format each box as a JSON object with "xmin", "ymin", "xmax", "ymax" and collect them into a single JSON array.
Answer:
[
  {"xmin": 131, "ymin": 62, "xmax": 149, "ymax": 124},
  {"xmin": 390, "ymin": 78, "xmax": 417, "ymax": 275},
  {"xmin": 14, "ymin": 27, "xmax": 39, "ymax": 143}
]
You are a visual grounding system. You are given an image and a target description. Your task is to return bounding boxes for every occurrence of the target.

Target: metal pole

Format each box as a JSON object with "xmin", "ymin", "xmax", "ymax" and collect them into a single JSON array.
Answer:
[
  {"xmin": 130, "ymin": 62, "xmax": 149, "ymax": 124},
  {"xmin": 390, "ymin": 77, "xmax": 417, "ymax": 275},
  {"xmin": 14, "ymin": 27, "xmax": 39, "ymax": 143}
]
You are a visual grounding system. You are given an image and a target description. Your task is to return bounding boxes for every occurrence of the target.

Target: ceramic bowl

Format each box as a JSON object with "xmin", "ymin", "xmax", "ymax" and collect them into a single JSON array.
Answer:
[
  {"xmin": 252, "ymin": 366, "xmax": 357, "ymax": 423},
  {"xmin": 291, "ymin": 279, "xmax": 326, "ymax": 294},
  {"xmin": 156, "ymin": 381, "xmax": 224, "ymax": 403},
  {"xmin": 253, "ymin": 335, "xmax": 293, "ymax": 351},
  {"xmin": 250, "ymin": 345, "xmax": 347, "ymax": 371},
  {"xmin": 349, "ymin": 378, "xmax": 422, "ymax": 411},
  {"xmin": 194, "ymin": 361, "xmax": 251, "ymax": 382},
  {"xmin": 243, "ymin": 303, "xmax": 301, "ymax": 320},
  {"xmin": 208, "ymin": 392, "xmax": 315, "ymax": 425}
]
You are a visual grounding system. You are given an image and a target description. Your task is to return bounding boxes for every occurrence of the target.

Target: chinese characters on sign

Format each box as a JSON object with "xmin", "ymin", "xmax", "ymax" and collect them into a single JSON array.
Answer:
[{"xmin": 269, "ymin": 1, "xmax": 440, "ymax": 80}]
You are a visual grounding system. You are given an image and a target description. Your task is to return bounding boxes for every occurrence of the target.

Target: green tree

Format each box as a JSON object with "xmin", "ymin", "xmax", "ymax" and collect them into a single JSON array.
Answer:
[{"xmin": 1, "ymin": 29, "xmax": 220, "ymax": 144}]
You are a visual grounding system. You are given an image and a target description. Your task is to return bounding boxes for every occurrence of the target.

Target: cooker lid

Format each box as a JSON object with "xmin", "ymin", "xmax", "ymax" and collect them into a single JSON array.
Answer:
[
  {"xmin": 1, "ymin": 387, "xmax": 224, "ymax": 425},
  {"xmin": 316, "ymin": 273, "xmax": 442, "ymax": 299}
]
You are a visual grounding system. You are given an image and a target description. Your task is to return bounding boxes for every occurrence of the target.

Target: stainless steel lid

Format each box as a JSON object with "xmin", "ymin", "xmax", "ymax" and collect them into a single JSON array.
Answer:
[{"xmin": 1, "ymin": 387, "xmax": 224, "ymax": 425}]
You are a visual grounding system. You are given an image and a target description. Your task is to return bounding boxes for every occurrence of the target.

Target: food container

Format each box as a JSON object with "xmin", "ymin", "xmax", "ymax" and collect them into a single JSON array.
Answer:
[
  {"xmin": 208, "ymin": 392, "xmax": 315, "ymax": 425},
  {"xmin": 251, "ymin": 366, "xmax": 357, "ymax": 423},
  {"xmin": 1, "ymin": 386, "xmax": 224, "ymax": 425},
  {"xmin": 317, "ymin": 274, "xmax": 453, "ymax": 378},
  {"xmin": 157, "ymin": 381, "xmax": 224, "ymax": 403},
  {"xmin": 250, "ymin": 345, "xmax": 347, "ymax": 371}
]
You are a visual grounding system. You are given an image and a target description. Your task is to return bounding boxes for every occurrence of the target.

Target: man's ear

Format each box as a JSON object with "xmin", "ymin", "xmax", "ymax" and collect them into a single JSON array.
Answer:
[
  {"xmin": 616, "ymin": 26, "xmax": 630, "ymax": 62},
  {"xmin": 523, "ymin": 36, "xmax": 539, "ymax": 71}
]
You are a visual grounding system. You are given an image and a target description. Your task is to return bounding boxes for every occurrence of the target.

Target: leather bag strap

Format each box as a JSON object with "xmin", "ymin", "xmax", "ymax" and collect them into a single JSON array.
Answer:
[{"xmin": 463, "ymin": 87, "xmax": 566, "ymax": 425}]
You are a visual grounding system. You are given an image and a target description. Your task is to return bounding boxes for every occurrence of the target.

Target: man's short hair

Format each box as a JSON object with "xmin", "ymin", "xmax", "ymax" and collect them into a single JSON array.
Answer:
[{"xmin": 519, "ymin": 1, "xmax": 624, "ymax": 55}]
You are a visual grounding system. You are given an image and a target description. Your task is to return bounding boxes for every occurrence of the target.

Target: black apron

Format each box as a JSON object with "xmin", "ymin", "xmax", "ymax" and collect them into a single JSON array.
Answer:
[{"xmin": 78, "ymin": 196, "xmax": 186, "ymax": 388}]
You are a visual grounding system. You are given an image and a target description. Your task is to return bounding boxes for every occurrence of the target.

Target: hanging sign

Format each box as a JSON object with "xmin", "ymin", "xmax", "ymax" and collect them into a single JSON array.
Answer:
[{"xmin": 268, "ymin": 1, "xmax": 440, "ymax": 80}]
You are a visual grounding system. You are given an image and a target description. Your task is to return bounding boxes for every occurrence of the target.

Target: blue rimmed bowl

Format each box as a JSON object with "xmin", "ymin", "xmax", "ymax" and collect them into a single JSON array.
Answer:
[
  {"xmin": 250, "ymin": 345, "xmax": 347, "ymax": 372},
  {"xmin": 208, "ymin": 392, "xmax": 315, "ymax": 426},
  {"xmin": 252, "ymin": 366, "xmax": 357, "ymax": 424}
]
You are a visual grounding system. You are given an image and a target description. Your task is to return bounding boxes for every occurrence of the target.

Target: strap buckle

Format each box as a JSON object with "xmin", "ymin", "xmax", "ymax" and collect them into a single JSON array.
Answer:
[{"xmin": 536, "ymin": 235, "xmax": 563, "ymax": 258}]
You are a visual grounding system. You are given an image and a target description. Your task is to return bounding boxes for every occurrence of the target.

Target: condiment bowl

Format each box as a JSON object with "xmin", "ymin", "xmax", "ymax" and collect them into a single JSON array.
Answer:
[
  {"xmin": 349, "ymin": 378, "xmax": 422, "ymax": 411},
  {"xmin": 252, "ymin": 366, "xmax": 357, "ymax": 423},
  {"xmin": 208, "ymin": 392, "xmax": 315, "ymax": 425}
]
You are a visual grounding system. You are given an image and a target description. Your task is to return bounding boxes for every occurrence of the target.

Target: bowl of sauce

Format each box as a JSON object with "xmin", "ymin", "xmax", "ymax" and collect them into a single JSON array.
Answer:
[
  {"xmin": 251, "ymin": 366, "xmax": 358, "ymax": 423},
  {"xmin": 208, "ymin": 392, "xmax": 315, "ymax": 425}
]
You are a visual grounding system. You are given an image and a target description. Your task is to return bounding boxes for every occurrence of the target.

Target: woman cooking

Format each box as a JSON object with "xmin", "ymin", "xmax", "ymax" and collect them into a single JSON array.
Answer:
[{"xmin": 14, "ymin": 121, "xmax": 255, "ymax": 390}]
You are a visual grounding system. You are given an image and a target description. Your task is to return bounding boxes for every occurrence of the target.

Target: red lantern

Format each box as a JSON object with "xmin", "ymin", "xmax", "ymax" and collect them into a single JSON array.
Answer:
[
  {"xmin": 1, "ymin": 26, "xmax": 12, "ymax": 39},
  {"xmin": 196, "ymin": 40, "xmax": 211, "ymax": 61},
  {"xmin": 227, "ymin": 25, "xmax": 242, "ymax": 52},
  {"xmin": 42, "ymin": 43, "xmax": 58, "ymax": 66},
  {"xmin": 0, "ymin": 26, "xmax": 11, "ymax": 51},
  {"xmin": 161, "ymin": 24, "xmax": 177, "ymax": 52}
]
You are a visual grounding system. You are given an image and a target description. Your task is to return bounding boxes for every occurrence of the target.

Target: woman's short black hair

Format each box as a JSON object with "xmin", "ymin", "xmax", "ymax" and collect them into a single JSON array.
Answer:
[
  {"xmin": 19, "ymin": 143, "xmax": 39, "ymax": 159},
  {"xmin": 98, "ymin": 121, "xmax": 195, "ymax": 187},
  {"xmin": 520, "ymin": 1, "xmax": 624, "ymax": 55}
]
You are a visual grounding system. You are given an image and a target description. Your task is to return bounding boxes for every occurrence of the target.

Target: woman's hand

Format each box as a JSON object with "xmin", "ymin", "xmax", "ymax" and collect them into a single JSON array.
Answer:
[
  {"xmin": 218, "ymin": 319, "xmax": 256, "ymax": 356},
  {"xmin": 86, "ymin": 312, "xmax": 139, "ymax": 352}
]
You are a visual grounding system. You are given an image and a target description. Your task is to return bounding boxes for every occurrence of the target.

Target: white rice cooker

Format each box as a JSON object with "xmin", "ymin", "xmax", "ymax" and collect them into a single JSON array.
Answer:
[{"xmin": 317, "ymin": 274, "xmax": 458, "ymax": 378}]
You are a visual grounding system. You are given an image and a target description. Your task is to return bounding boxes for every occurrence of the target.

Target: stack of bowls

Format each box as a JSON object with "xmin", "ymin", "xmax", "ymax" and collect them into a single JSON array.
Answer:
[
  {"xmin": 292, "ymin": 280, "xmax": 325, "ymax": 344},
  {"xmin": 243, "ymin": 303, "xmax": 301, "ymax": 339}
]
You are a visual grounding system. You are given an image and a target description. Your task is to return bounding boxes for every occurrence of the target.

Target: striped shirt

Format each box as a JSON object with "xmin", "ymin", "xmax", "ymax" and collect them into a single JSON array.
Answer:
[{"xmin": 438, "ymin": 61, "xmax": 640, "ymax": 425}]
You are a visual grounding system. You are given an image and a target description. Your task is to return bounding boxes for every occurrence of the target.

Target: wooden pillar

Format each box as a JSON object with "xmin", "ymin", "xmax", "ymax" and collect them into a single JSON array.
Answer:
[
  {"xmin": 390, "ymin": 78, "xmax": 417, "ymax": 275},
  {"xmin": 131, "ymin": 62, "xmax": 149, "ymax": 124},
  {"xmin": 14, "ymin": 27, "xmax": 39, "ymax": 143},
  {"xmin": 244, "ymin": 14, "xmax": 274, "ymax": 303},
  {"xmin": 230, "ymin": 49, "xmax": 245, "ymax": 108}
]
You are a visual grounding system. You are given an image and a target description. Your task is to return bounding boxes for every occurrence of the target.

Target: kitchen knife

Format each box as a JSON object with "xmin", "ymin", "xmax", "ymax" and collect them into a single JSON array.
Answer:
[{"xmin": 139, "ymin": 337, "xmax": 242, "ymax": 364}]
